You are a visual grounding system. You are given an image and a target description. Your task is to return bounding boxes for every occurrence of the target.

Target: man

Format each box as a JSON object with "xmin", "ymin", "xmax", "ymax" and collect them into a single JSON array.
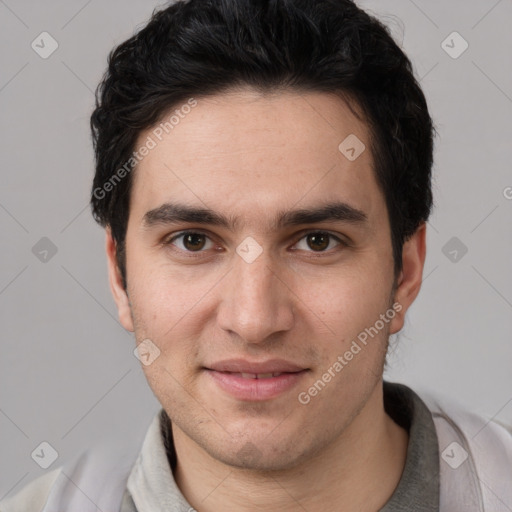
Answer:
[{"xmin": 2, "ymin": 0, "xmax": 511, "ymax": 511}]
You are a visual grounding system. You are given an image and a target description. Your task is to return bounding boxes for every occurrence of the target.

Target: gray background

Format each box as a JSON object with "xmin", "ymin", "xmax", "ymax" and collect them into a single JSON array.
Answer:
[{"xmin": 1, "ymin": 0, "xmax": 511, "ymax": 499}]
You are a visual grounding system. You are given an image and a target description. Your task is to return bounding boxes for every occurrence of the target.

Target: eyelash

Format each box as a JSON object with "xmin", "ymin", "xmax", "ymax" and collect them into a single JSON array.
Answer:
[{"xmin": 162, "ymin": 230, "xmax": 348, "ymax": 258}]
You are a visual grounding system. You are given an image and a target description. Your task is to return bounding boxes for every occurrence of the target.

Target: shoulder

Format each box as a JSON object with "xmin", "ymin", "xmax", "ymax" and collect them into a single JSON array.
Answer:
[
  {"xmin": 0, "ymin": 439, "xmax": 140, "ymax": 512},
  {"xmin": 0, "ymin": 468, "xmax": 61, "ymax": 512},
  {"xmin": 418, "ymin": 388, "xmax": 512, "ymax": 449},
  {"xmin": 418, "ymin": 388, "xmax": 512, "ymax": 510}
]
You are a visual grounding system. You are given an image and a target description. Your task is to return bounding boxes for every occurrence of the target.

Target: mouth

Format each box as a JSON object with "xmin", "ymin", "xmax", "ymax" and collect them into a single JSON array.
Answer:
[
  {"xmin": 203, "ymin": 360, "xmax": 309, "ymax": 401},
  {"xmin": 205, "ymin": 358, "xmax": 307, "ymax": 374},
  {"xmin": 217, "ymin": 371, "xmax": 290, "ymax": 379}
]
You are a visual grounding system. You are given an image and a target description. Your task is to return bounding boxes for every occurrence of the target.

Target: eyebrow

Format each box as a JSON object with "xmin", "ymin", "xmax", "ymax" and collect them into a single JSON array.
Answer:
[{"xmin": 142, "ymin": 201, "xmax": 368, "ymax": 232}]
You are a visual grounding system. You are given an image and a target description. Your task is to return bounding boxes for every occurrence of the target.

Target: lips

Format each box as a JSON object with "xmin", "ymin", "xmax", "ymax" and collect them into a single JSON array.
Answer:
[
  {"xmin": 204, "ymin": 359, "xmax": 308, "ymax": 401},
  {"xmin": 235, "ymin": 372, "xmax": 284, "ymax": 379},
  {"xmin": 206, "ymin": 358, "xmax": 306, "ymax": 374}
]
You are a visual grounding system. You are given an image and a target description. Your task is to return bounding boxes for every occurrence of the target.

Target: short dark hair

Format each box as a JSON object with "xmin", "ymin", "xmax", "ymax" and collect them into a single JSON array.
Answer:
[{"xmin": 90, "ymin": 0, "xmax": 435, "ymax": 289}]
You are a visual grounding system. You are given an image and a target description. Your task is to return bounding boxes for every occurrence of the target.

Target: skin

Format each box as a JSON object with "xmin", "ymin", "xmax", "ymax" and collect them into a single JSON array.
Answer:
[{"xmin": 106, "ymin": 88, "xmax": 427, "ymax": 511}]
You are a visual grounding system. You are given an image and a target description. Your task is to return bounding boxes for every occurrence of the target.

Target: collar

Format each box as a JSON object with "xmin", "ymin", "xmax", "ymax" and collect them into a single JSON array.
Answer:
[
  {"xmin": 124, "ymin": 381, "xmax": 440, "ymax": 511},
  {"xmin": 379, "ymin": 381, "xmax": 440, "ymax": 511}
]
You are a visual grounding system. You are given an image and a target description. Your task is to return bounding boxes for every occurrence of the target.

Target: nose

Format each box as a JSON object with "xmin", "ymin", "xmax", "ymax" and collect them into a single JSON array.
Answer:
[{"xmin": 216, "ymin": 245, "xmax": 295, "ymax": 345}]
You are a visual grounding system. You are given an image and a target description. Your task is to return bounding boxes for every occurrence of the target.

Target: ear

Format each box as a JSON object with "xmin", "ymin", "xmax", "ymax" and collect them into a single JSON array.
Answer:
[
  {"xmin": 389, "ymin": 222, "xmax": 427, "ymax": 335},
  {"xmin": 105, "ymin": 228, "xmax": 134, "ymax": 332}
]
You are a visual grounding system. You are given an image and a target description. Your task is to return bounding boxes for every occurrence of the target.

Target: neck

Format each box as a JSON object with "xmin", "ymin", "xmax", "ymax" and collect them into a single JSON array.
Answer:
[{"xmin": 172, "ymin": 382, "xmax": 408, "ymax": 512}]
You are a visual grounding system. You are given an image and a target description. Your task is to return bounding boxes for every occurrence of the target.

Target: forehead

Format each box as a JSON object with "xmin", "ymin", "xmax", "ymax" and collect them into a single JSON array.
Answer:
[{"xmin": 129, "ymin": 88, "xmax": 383, "ymax": 231}]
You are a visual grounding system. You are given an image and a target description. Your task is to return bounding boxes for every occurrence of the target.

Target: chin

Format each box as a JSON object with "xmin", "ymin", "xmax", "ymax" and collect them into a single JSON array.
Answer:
[
  {"xmin": 216, "ymin": 446, "xmax": 304, "ymax": 473},
  {"xmin": 199, "ymin": 429, "xmax": 315, "ymax": 473}
]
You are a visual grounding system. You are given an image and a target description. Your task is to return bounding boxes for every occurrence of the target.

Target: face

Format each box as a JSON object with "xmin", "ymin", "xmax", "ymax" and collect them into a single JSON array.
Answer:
[{"xmin": 107, "ymin": 88, "xmax": 425, "ymax": 471}]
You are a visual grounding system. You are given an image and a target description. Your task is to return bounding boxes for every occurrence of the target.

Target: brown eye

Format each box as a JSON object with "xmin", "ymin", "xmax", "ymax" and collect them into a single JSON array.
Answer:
[
  {"xmin": 182, "ymin": 233, "xmax": 206, "ymax": 251},
  {"xmin": 166, "ymin": 231, "xmax": 214, "ymax": 253},
  {"xmin": 307, "ymin": 232, "xmax": 330, "ymax": 251},
  {"xmin": 294, "ymin": 231, "xmax": 343, "ymax": 253}
]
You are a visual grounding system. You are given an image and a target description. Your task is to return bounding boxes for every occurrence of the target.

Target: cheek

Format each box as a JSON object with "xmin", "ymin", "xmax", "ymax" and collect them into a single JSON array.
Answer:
[
  {"xmin": 127, "ymin": 254, "xmax": 213, "ymax": 330},
  {"xmin": 127, "ymin": 281, "xmax": 201, "ymax": 386},
  {"xmin": 300, "ymin": 263, "xmax": 393, "ymax": 341},
  {"xmin": 138, "ymin": 330, "xmax": 201, "ymax": 397}
]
